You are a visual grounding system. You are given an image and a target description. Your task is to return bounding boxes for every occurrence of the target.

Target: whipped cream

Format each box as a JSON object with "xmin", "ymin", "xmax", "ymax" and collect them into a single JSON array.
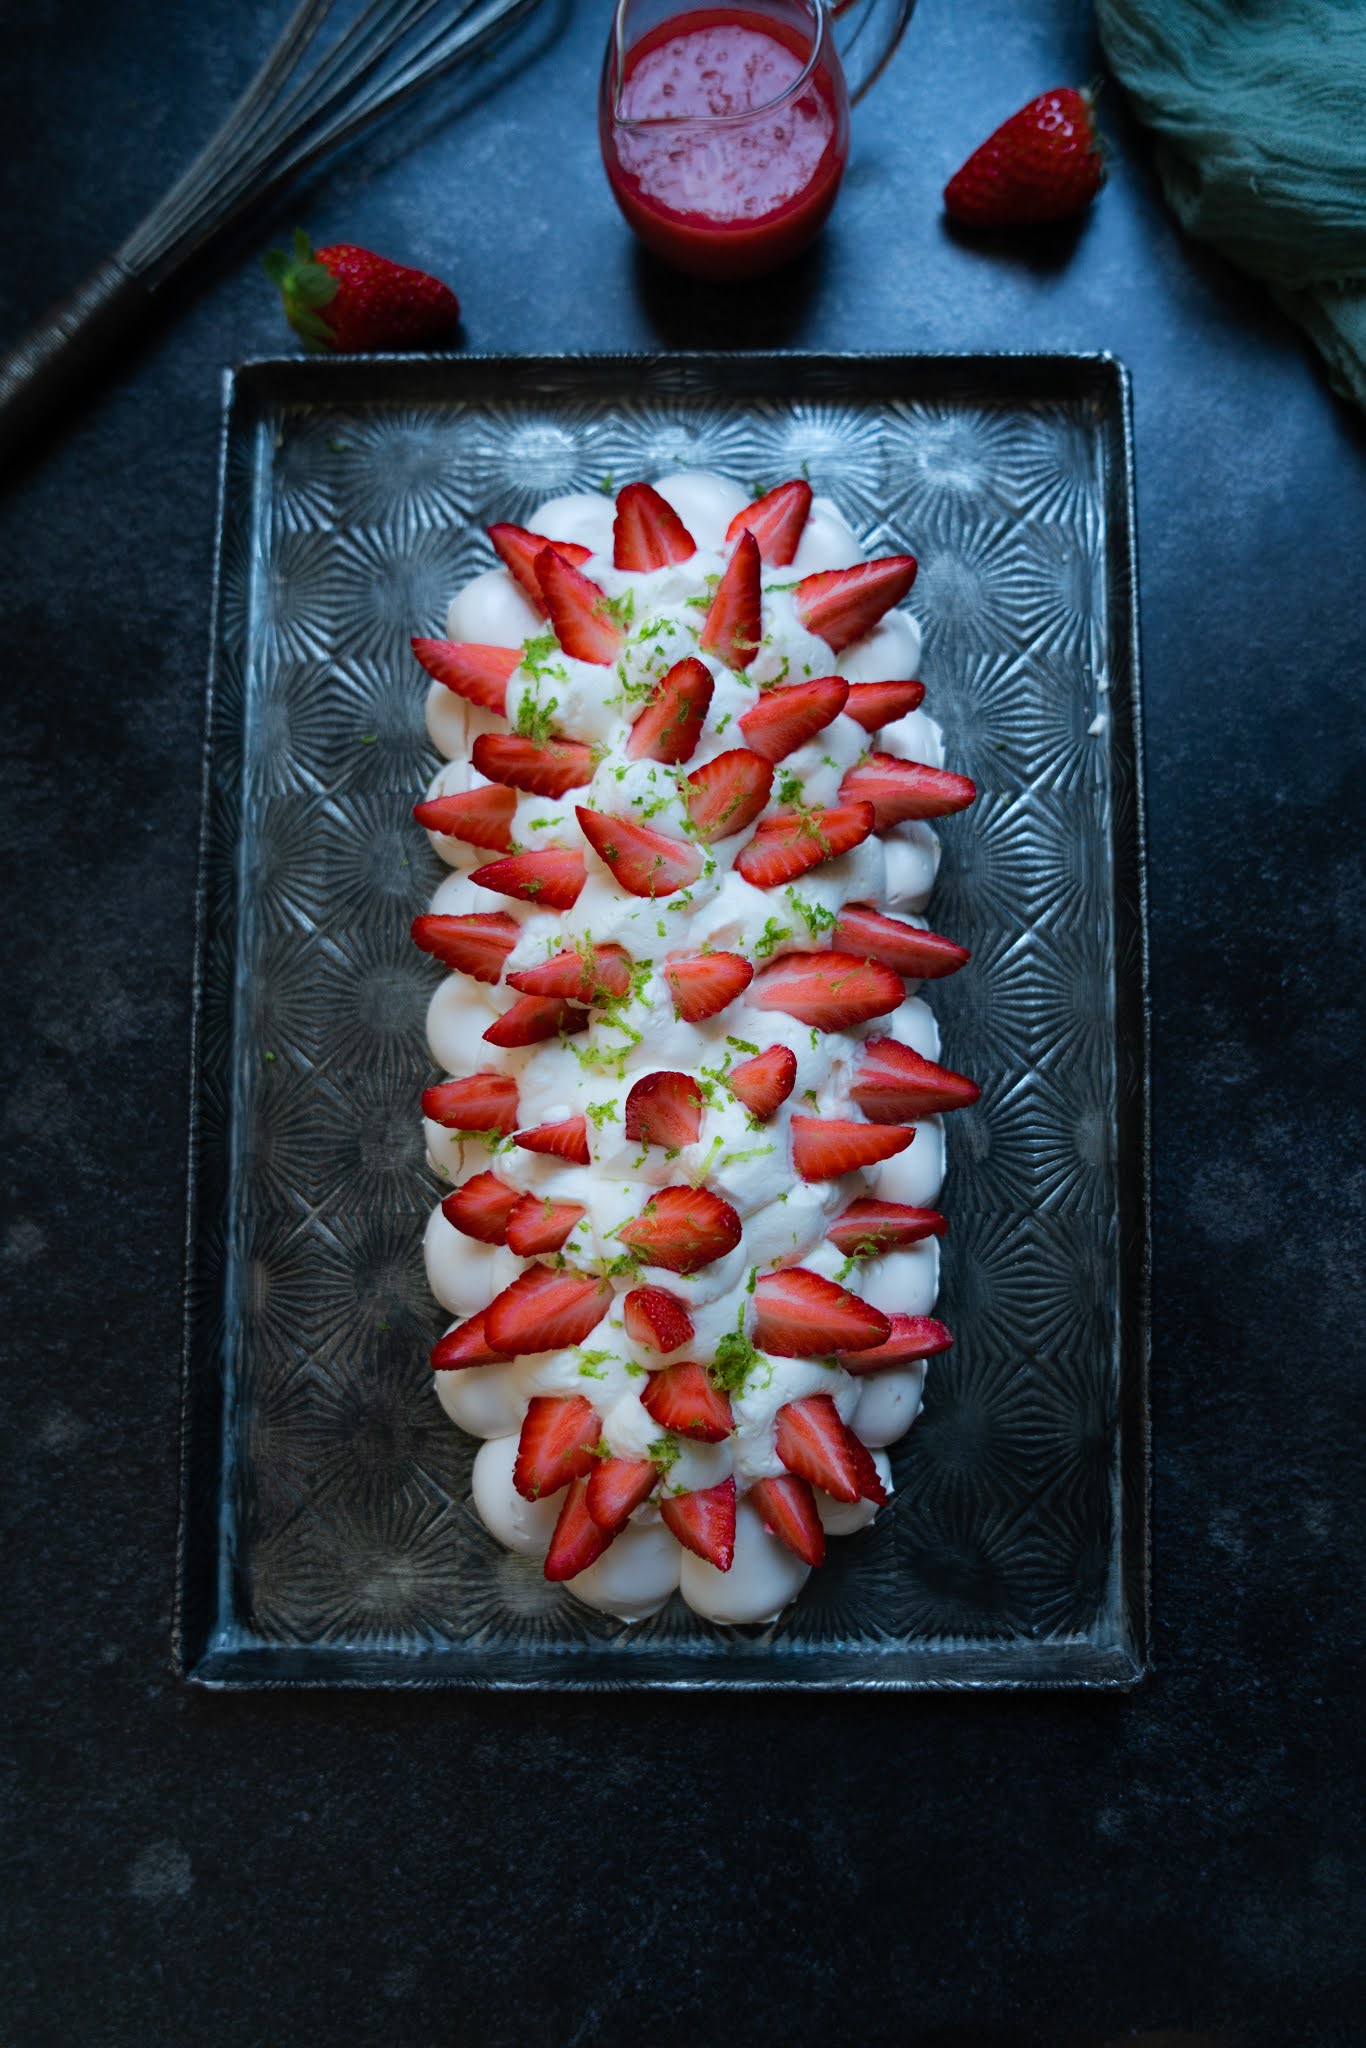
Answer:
[{"xmin": 420, "ymin": 472, "xmax": 955, "ymax": 1626}]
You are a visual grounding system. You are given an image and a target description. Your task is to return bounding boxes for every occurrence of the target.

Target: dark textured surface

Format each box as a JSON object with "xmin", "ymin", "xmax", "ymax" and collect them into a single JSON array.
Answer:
[{"xmin": 1, "ymin": 1, "xmax": 1362, "ymax": 2043}]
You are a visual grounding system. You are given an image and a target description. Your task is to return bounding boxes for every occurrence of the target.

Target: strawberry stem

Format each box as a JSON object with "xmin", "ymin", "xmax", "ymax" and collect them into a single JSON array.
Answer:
[{"xmin": 262, "ymin": 228, "xmax": 339, "ymax": 352}]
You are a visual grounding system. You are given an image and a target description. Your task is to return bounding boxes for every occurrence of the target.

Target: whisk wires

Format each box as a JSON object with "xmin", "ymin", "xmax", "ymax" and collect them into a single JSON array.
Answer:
[{"xmin": 120, "ymin": 0, "xmax": 545, "ymax": 286}]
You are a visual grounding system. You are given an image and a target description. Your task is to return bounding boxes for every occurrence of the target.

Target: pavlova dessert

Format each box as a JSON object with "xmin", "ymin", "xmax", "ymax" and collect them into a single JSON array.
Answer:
[{"xmin": 410, "ymin": 470, "xmax": 979, "ymax": 1626}]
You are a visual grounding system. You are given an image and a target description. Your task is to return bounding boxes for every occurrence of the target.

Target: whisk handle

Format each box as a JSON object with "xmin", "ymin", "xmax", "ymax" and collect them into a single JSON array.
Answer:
[{"xmin": 0, "ymin": 257, "xmax": 151, "ymax": 474}]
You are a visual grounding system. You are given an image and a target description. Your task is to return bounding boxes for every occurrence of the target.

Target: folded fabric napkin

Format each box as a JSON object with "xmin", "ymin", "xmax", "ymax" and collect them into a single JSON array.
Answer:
[{"xmin": 1096, "ymin": 0, "xmax": 1366, "ymax": 409}]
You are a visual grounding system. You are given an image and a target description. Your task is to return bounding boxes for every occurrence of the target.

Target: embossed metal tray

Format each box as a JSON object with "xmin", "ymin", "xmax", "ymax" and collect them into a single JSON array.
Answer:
[{"xmin": 177, "ymin": 353, "xmax": 1150, "ymax": 1689}]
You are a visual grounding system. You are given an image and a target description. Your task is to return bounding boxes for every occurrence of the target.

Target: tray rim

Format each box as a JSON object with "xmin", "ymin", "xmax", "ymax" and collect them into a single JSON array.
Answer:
[{"xmin": 175, "ymin": 348, "xmax": 1152, "ymax": 1693}]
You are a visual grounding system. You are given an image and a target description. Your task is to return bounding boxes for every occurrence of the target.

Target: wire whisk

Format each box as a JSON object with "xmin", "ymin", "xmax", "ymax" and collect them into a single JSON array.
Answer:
[
  {"xmin": 0, "ymin": 0, "xmax": 915, "ymax": 474},
  {"xmin": 0, "ymin": 0, "xmax": 547, "ymax": 469}
]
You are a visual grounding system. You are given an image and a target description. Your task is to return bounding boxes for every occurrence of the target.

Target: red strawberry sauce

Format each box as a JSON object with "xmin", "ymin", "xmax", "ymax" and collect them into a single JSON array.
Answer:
[{"xmin": 600, "ymin": 6, "xmax": 850, "ymax": 281}]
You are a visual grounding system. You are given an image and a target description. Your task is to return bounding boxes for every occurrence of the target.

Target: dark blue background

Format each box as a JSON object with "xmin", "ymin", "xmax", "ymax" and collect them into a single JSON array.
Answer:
[{"xmin": 3, "ymin": 2, "xmax": 1362, "ymax": 2042}]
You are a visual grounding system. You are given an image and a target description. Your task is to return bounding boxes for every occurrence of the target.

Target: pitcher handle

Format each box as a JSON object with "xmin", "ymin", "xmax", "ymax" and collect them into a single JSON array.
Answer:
[{"xmin": 829, "ymin": 0, "xmax": 916, "ymax": 104}]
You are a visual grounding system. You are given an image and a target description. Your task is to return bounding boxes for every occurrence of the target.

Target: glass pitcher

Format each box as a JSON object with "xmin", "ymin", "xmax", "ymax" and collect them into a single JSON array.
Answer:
[{"xmin": 600, "ymin": 0, "xmax": 915, "ymax": 281}]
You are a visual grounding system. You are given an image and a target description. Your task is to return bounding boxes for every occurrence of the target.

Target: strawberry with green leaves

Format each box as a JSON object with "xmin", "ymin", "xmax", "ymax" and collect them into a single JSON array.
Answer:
[{"xmin": 265, "ymin": 230, "xmax": 459, "ymax": 352}]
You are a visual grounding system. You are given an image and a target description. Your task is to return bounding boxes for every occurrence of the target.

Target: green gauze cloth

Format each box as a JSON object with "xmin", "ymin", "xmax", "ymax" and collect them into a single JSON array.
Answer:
[{"xmin": 1095, "ymin": 0, "xmax": 1366, "ymax": 409}]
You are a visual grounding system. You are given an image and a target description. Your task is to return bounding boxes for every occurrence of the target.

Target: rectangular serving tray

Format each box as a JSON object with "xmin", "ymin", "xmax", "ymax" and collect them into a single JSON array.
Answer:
[{"xmin": 177, "ymin": 351, "xmax": 1150, "ymax": 1689}]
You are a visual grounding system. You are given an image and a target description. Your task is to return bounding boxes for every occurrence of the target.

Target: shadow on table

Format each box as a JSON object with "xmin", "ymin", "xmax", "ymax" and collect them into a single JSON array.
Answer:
[
  {"xmin": 939, "ymin": 209, "xmax": 1093, "ymax": 275},
  {"xmin": 631, "ymin": 240, "xmax": 829, "ymax": 351}
]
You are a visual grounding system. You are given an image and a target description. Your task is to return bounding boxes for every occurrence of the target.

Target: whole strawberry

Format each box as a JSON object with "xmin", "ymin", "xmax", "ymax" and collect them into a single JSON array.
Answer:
[
  {"xmin": 263, "ymin": 229, "xmax": 459, "ymax": 352},
  {"xmin": 944, "ymin": 88, "xmax": 1105, "ymax": 228}
]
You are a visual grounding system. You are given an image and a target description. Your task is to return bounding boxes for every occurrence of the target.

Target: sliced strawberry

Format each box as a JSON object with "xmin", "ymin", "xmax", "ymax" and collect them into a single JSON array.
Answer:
[
  {"xmin": 832, "ymin": 903, "xmax": 970, "ymax": 980},
  {"xmin": 790, "ymin": 1116, "xmax": 914, "ymax": 1180},
  {"xmin": 483, "ymin": 994, "xmax": 589, "ymax": 1049},
  {"xmin": 513, "ymin": 1393, "xmax": 601, "ymax": 1499},
  {"xmin": 507, "ymin": 943, "xmax": 633, "ymax": 1004},
  {"xmin": 774, "ymin": 1392, "xmax": 861, "ymax": 1503},
  {"xmin": 412, "ymin": 784, "xmax": 516, "ymax": 852},
  {"xmin": 430, "ymin": 1311, "xmax": 501, "ymax": 1370},
  {"xmin": 623, "ymin": 1287, "xmax": 695, "ymax": 1357},
  {"xmin": 639, "ymin": 1358, "xmax": 734, "ymax": 1441},
  {"xmin": 826, "ymin": 1197, "xmax": 947, "ymax": 1256},
  {"xmin": 699, "ymin": 528, "xmax": 762, "ymax": 670},
  {"xmin": 660, "ymin": 1476, "xmax": 737, "ymax": 1569},
  {"xmin": 410, "ymin": 911, "xmax": 519, "ymax": 983},
  {"xmin": 421, "ymin": 1072, "xmax": 518, "ymax": 1134},
  {"xmin": 725, "ymin": 478, "xmax": 812, "ymax": 566},
  {"xmin": 843, "ymin": 679, "xmax": 926, "ymax": 731},
  {"xmin": 411, "ymin": 638, "xmax": 519, "ymax": 714},
  {"xmin": 487, "ymin": 1265, "xmax": 613, "ymax": 1358},
  {"xmin": 748, "ymin": 951, "xmax": 903, "ymax": 1032},
  {"xmin": 749, "ymin": 1474, "xmax": 824, "ymax": 1566},
  {"xmin": 613, "ymin": 481, "xmax": 696, "ymax": 570},
  {"xmin": 505, "ymin": 1193, "xmax": 588, "ymax": 1257},
  {"xmin": 663, "ymin": 951, "xmax": 754, "ymax": 1022},
  {"xmin": 514, "ymin": 1114, "xmax": 591, "ymax": 1166},
  {"xmin": 794, "ymin": 557, "xmax": 918, "ymax": 654},
  {"xmin": 682, "ymin": 749, "xmax": 773, "ymax": 842},
  {"xmin": 733, "ymin": 801, "xmax": 875, "ymax": 888},
  {"xmin": 624, "ymin": 1070, "xmax": 704, "ymax": 1149},
  {"xmin": 839, "ymin": 753, "xmax": 976, "ymax": 826},
  {"xmin": 752, "ymin": 1267, "xmax": 889, "ymax": 1357},
  {"xmin": 617, "ymin": 1185, "xmax": 742, "ymax": 1275},
  {"xmin": 727, "ymin": 1044, "xmax": 797, "ymax": 1121},
  {"xmin": 472, "ymin": 731, "xmax": 596, "ymax": 798},
  {"xmin": 536, "ymin": 548, "xmax": 623, "ymax": 665},
  {"xmin": 575, "ymin": 806, "xmax": 702, "ymax": 897},
  {"xmin": 845, "ymin": 1428, "xmax": 888, "ymax": 1505},
  {"xmin": 544, "ymin": 1474, "xmax": 616, "ymax": 1581},
  {"xmin": 738, "ymin": 676, "xmax": 848, "ymax": 762},
  {"xmin": 471, "ymin": 846, "xmax": 586, "ymax": 911},
  {"xmin": 836, "ymin": 1314, "xmax": 954, "ymax": 1375},
  {"xmin": 626, "ymin": 656, "xmax": 714, "ymax": 764},
  {"xmin": 586, "ymin": 1455, "xmax": 661, "ymax": 1532},
  {"xmin": 440, "ymin": 1170, "xmax": 521, "ymax": 1245},
  {"xmin": 851, "ymin": 1037, "xmax": 982, "ymax": 1122},
  {"xmin": 488, "ymin": 522, "xmax": 592, "ymax": 610}
]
